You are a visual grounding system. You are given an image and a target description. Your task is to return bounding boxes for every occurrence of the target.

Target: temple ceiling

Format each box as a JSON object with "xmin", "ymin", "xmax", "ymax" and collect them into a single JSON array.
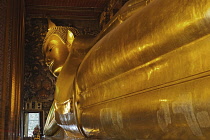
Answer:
[{"xmin": 25, "ymin": 0, "xmax": 111, "ymax": 20}]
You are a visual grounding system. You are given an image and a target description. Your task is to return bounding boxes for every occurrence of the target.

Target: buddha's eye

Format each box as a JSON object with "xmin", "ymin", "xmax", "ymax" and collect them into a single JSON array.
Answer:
[{"xmin": 47, "ymin": 44, "xmax": 54, "ymax": 53}]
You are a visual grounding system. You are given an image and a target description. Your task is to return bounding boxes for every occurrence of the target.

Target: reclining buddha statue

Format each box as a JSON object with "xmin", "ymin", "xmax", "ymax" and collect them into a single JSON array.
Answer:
[{"xmin": 43, "ymin": 0, "xmax": 210, "ymax": 139}]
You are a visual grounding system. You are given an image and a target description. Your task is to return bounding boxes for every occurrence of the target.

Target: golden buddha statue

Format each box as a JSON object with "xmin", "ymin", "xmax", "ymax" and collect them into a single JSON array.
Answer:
[
  {"xmin": 43, "ymin": 19, "xmax": 95, "ymax": 137},
  {"xmin": 43, "ymin": 0, "xmax": 210, "ymax": 139}
]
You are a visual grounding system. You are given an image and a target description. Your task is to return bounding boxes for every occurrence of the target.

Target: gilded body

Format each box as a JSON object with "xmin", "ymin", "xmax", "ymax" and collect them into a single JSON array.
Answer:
[{"xmin": 43, "ymin": 0, "xmax": 210, "ymax": 139}]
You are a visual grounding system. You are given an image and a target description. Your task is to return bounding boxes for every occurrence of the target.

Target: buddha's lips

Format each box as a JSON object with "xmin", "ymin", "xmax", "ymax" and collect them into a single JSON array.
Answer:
[{"xmin": 48, "ymin": 60, "xmax": 54, "ymax": 71}]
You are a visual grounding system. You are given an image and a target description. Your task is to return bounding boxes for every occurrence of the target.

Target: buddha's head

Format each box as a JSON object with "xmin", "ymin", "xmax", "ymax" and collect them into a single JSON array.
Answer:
[{"xmin": 43, "ymin": 19, "xmax": 80, "ymax": 77}]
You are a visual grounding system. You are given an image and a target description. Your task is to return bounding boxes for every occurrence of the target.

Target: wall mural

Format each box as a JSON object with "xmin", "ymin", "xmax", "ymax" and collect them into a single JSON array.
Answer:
[{"xmin": 24, "ymin": 18, "xmax": 55, "ymax": 117}]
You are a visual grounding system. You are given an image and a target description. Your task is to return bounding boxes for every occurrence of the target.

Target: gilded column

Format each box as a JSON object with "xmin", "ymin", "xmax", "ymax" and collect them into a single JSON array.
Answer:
[{"xmin": 0, "ymin": 0, "xmax": 25, "ymax": 139}]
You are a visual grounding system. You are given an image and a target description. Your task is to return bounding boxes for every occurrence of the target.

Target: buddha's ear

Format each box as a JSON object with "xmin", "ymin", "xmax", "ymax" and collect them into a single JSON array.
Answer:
[
  {"xmin": 48, "ymin": 19, "xmax": 56, "ymax": 30},
  {"xmin": 67, "ymin": 30, "xmax": 74, "ymax": 45}
]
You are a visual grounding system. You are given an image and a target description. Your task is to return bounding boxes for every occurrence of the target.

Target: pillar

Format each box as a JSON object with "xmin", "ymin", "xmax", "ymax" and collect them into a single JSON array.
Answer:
[{"xmin": 0, "ymin": 0, "xmax": 25, "ymax": 139}]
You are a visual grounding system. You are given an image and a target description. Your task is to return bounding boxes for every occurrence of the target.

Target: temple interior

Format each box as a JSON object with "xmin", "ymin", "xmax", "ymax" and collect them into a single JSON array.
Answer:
[
  {"xmin": 1, "ymin": 0, "xmax": 128, "ymax": 139},
  {"xmin": 1, "ymin": 0, "xmax": 210, "ymax": 139}
]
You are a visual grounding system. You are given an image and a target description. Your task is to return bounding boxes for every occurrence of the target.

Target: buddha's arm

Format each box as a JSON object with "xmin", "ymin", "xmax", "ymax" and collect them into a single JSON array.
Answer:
[
  {"xmin": 43, "ymin": 101, "xmax": 60, "ymax": 136},
  {"xmin": 54, "ymin": 35, "xmax": 95, "ymax": 103}
]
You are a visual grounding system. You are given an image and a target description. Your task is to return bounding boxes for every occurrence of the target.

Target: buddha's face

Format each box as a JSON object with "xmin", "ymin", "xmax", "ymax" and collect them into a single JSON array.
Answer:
[{"xmin": 43, "ymin": 34, "xmax": 69, "ymax": 77}]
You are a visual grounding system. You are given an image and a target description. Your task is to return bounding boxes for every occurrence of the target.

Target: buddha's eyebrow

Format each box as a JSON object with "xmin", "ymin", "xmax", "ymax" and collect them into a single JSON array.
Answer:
[
  {"xmin": 43, "ymin": 44, "xmax": 49, "ymax": 58},
  {"xmin": 45, "ymin": 44, "xmax": 50, "ymax": 52}
]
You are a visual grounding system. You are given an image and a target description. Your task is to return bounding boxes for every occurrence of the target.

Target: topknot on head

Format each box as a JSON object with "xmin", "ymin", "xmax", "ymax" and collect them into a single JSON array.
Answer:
[
  {"xmin": 43, "ymin": 19, "xmax": 80, "ymax": 48},
  {"xmin": 48, "ymin": 19, "xmax": 56, "ymax": 30}
]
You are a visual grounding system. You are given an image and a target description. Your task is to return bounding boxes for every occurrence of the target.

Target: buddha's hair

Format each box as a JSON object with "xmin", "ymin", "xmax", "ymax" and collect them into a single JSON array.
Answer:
[{"xmin": 43, "ymin": 26, "xmax": 80, "ymax": 47}]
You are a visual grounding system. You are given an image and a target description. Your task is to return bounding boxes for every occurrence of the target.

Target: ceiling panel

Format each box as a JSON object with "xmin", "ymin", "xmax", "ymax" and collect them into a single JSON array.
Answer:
[
  {"xmin": 26, "ymin": 0, "xmax": 109, "ymax": 7},
  {"xmin": 25, "ymin": 0, "xmax": 110, "ymax": 20}
]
